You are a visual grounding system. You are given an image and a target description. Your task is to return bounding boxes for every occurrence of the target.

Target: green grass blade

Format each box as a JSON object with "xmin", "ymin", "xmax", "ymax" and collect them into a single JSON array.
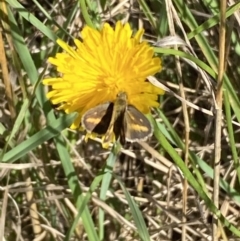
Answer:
[
  {"xmin": 115, "ymin": 175, "xmax": 151, "ymax": 241},
  {"xmin": 1, "ymin": 114, "xmax": 76, "ymax": 162},
  {"xmin": 2, "ymin": 99, "xmax": 29, "ymax": 152},
  {"xmin": 156, "ymin": 110, "xmax": 240, "ymax": 204},
  {"xmin": 154, "ymin": 117, "xmax": 240, "ymax": 236},
  {"xmin": 6, "ymin": 0, "xmax": 57, "ymax": 41},
  {"xmin": 224, "ymin": 91, "xmax": 240, "ymax": 184},
  {"xmin": 99, "ymin": 143, "xmax": 120, "ymax": 240},
  {"xmin": 188, "ymin": 3, "xmax": 240, "ymax": 39},
  {"xmin": 138, "ymin": 0, "xmax": 156, "ymax": 29},
  {"xmin": 173, "ymin": 0, "xmax": 240, "ymax": 126},
  {"xmin": 65, "ymin": 174, "xmax": 103, "ymax": 241}
]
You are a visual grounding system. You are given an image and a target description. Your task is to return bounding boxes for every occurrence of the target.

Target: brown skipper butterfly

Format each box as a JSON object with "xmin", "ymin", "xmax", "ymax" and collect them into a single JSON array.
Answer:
[{"xmin": 81, "ymin": 92, "xmax": 153, "ymax": 146}]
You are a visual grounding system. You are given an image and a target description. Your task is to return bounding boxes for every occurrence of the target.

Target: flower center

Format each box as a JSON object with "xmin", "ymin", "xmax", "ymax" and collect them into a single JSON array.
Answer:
[{"xmin": 103, "ymin": 74, "xmax": 124, "ymax": 93}]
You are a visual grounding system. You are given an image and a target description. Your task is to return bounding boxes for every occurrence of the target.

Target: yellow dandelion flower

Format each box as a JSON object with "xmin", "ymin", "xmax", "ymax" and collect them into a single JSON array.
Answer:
[{"xmin": 43, "ymin": 21, "xmax": 164, "ymax": 140}]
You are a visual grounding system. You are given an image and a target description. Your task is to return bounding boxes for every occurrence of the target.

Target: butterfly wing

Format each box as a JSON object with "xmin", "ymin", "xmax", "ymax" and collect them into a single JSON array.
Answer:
[
  {"xmin": 81, "ymin": 103, "xmax": 113, "ymax": 135},
  {"xmin": 124, "ymin": 105, "xmax": 153, "ymax": 142}
]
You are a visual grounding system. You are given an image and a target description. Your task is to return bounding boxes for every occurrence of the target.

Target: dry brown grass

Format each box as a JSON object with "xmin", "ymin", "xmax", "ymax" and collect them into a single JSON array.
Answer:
[{"xmin": 1, "ymin": 0, "xmax": 240, "ymax": 240}]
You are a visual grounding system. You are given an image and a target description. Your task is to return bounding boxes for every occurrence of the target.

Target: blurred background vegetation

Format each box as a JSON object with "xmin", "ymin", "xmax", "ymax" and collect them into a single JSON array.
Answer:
[{"xmin": 1, "ymin": 0, "xmax": 240, "ymax": 240}]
